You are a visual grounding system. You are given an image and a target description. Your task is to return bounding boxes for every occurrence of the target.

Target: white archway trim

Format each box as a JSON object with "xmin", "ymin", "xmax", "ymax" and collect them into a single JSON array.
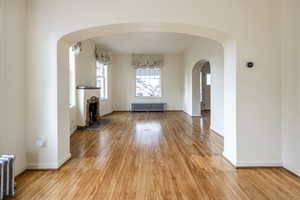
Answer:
[{"xmin": 61, "ymin": 23, "xmax": 231, "ymax": 46}]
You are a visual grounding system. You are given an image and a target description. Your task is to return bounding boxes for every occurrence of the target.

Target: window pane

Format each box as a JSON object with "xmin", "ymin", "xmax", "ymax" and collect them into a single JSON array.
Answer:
[
  {"xmin": 104, "ymin": 65, "xmax": 108, "ymax": 99},
  {"xmin": 206, "ymin": 73, "xmax": 211, "ymax": 86},
  {"xmin": 136, "ymin": 68, "xmax": 161, "ymax": 97},
  {"xmin": 96, "ymin": 62, "xmax": 108, "ymax": 100}
]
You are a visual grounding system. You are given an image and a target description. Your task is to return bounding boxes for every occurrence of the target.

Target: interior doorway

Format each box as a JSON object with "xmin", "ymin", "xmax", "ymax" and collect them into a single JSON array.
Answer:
[
  {"xmin": 200, "ymin": 62, "xmax": 211, "ymax": 114},
  {"xmin": 192, "ymin": 60, "xmax": 211, "ymax": 117}
]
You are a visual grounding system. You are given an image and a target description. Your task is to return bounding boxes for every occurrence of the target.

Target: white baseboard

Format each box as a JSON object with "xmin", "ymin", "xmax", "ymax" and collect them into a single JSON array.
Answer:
[
  {"xmin": 192, "ymin": 114, "xmax": 201, "ymax": 117},
  {"xmin": 58, "ymin": 153, "xmax": 72, "ymax": 168},
  {"xmin": 100, "ymin": 111, "xmax": 113, "ymax": 117},
  {"xmin": 210, "ymin": 127, "xmax": 224, "ymax": 137},
  {"xmin": 236, "ymin": 161, "xmax": 282, "ymax": 167},
  {"xmin": 27, "ymin": 163, "xmax": 60, "ymax": 170},
  {"xmin": 70, "ymin": 126, "xmax": 77, "ymax": 135},
  {"xmin": 27, "ymin": 153, "xmax": 72, "ymax": 170},
  {"xmin": 222, "ymin": 152, "xmax": 237, "ymax": 166},
  {"xmin": 222, "ymin": 152, "xmax": 282, "ymax": 168},
  {"xmin": 283, "ymin": 165, "xmax": 300, "ymax": 177},
  {"xmin": 16, "ymin": 166, "xmax": 27, "ymax": 176},
  {"xmin": 183, "ymin": 111, "xmax": 201, "ymax": 117}
]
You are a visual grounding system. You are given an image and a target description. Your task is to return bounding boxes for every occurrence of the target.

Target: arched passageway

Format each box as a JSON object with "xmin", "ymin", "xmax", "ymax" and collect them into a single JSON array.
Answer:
[
  {"xmin": 192, "ymin": 60, "xmax": 211, "ymax": 117},
  {"xmin": 55, "ymin": 23, "xmax": 237, "ymax": 167}
]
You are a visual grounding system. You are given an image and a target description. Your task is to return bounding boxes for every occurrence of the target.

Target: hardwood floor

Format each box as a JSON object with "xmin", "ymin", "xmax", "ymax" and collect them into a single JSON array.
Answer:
[{"xmin": 13, "ymin": 112, "xmax": 300, "ymax": 200}]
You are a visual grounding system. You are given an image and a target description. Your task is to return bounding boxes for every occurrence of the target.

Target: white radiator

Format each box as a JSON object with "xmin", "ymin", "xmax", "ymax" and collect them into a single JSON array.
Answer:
[{"xmin": 0, "ymin": 155, "xmax": 15, "ymax": 200}]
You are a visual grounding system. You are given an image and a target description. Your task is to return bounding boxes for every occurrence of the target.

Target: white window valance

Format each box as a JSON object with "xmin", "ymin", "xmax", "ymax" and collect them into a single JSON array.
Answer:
[
  {"xmin": 132, "ymin": 54, "xmax": 164, "ymax": 68},
  {"xmin": 95, "ymin": 45, "xmax": 112, "ymax": 65}
]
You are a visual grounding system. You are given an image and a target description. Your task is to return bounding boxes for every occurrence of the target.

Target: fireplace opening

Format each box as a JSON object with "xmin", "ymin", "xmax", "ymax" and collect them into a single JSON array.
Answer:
[
  {"xmin": 89, "ymin": 102, "xmax": 98, "ymax": 123},
  {"xmin": 86, "ymin": 96, "xmax": 100, "ymax": 126}
]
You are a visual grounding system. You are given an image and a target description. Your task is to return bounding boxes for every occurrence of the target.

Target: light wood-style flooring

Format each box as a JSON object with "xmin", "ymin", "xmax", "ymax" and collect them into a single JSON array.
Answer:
[{"xmin": 13, "ymin": 112, "xmax": 300, "ymax": 200}]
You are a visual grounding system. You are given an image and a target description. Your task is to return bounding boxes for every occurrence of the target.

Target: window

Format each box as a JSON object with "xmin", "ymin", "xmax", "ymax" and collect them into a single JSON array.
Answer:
[
  {"xmin": 206, "ymin": 73, "xmax": 211, "ymax": 86},
  {"xmin": 200, "ymin": 71, "xmax": 203, "ymax": 102},
  {"xmin": 69, "ymin": 47, "xmax": 76, "ymax": 107},
  {"xmin": 136, "ymin": 68, "xmax": 161, "ymax": 97},
  {"xmin": 96, "ymin": 62, "xmax": 108, "ymax": 100}
]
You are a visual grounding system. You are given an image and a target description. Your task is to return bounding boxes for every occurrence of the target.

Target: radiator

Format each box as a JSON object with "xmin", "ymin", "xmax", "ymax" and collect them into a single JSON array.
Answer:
[
  {"xmin": 131, "ymin": 103, "xmax": 166, "ymax": 112},
  {"xmin": 0, "ymin": 155, "xmax": 15, "ymax": 200}
]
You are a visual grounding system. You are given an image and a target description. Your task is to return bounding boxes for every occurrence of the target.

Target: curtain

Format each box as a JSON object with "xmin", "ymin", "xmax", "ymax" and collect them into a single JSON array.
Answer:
[
  {"xmin": 132, "ymin": 54, "xmax": 163, "ymax": 68},
  {"xmin": 95, "ymin": 45, "xmax": 112, "ymax": 65}
]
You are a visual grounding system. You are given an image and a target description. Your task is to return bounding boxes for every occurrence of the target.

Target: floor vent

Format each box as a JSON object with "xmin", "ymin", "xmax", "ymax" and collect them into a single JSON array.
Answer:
[
  {"xmin": 0, "ymin": 155, "xmax": 15, "ymax": 200},
  {"xmin": 131, "ymin": 103, "xmax": 166, "ymax": 112}
]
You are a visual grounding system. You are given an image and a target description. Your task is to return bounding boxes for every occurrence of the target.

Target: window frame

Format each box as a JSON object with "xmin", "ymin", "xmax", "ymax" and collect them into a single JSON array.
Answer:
[
  {"xmin": 69, "ymin": 47, "xmax": 76, "ymax": 107},
  {"xmin": 134, "ymin": 67, "xmax": 163, "ymax": 99},
  {"xmin": 96, "ymin": 62, "xmax": 108, "ymax": 101}
]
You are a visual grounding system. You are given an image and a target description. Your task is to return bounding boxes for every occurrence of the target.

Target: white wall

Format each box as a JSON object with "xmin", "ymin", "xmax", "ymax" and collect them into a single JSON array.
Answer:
[
  {"xmin": 183, "ymin": 38, "xmax": 224, "ymax": 135},
  {"xmin": 0, "ymin": 0, "xmax": 27, "ymax": 175},
  {"xmin": 26, "ymin": 0, "xmax": 283, "ymax": 169},
  {"xmin": 282, "ymin": 0, "xmax": 300, "ymax": 176},
  {"xmin": 0, "ymin": 0, "xmax": 298, "ymax": 175},
  {"xmin": 112, "ymin": 54, "xmax": 184, "ymax": 111}
]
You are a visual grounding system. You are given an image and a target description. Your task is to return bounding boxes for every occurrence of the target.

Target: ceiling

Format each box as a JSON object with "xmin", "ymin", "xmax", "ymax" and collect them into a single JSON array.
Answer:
[{"xmin": 92, "ymin": 32, "xmax": 205, "ymax": 55}]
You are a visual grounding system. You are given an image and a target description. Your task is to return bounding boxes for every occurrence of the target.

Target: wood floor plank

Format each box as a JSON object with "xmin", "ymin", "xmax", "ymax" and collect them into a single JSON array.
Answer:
[{"xmin": 12, "ymin": 111, "xmax": 300, "ymax": 200}]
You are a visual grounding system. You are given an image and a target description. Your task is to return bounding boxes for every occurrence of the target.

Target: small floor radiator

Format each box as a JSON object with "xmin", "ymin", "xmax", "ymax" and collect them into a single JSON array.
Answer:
[
  {"xmin": 131, "ymin": 103, "xmax": 166, "ymax": 112},
  {"xmin": 0, "ymin": 155, "xmax": 15, "ymax": 200}
]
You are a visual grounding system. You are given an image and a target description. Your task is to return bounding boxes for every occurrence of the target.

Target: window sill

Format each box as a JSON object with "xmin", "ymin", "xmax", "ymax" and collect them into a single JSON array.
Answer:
[{"xmin": 135, "ymin": 96, "xmax": 162, "ymax": 99}]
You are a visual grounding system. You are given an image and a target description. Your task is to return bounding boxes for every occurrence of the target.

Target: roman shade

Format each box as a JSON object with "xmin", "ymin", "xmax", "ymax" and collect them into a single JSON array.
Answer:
[
  {"xmin": 132, "ymin": 54, "xmax": 163, "ymax": 68},
  {"xmin": 95, "ymin": 45, "xmax": 112, "ymax": 65}
]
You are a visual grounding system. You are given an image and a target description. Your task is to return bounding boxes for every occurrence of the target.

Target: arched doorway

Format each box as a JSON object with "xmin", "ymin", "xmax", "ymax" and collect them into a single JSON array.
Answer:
[
  {"xmin": 55, "ymin": 23, "xmax": 237, "ymax": 167},
  {"xmin": 200, "ymin": 63, "xmax": 211, "ymax": 113},
  {"xmin": 192, "ymin": 59, "xmax": 210, "ymax": 117}
]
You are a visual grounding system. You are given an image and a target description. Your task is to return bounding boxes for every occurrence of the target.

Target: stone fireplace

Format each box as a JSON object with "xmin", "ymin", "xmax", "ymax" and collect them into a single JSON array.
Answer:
[{"xmin": 76, "ymin": 86, "xmax": 101, "ymax": 127}]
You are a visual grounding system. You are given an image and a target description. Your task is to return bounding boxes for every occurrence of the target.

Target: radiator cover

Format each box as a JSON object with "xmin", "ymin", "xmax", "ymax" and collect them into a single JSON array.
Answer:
[{"xmin": 131, "ymin": 103, "xmax": 166, "ymax": 112}]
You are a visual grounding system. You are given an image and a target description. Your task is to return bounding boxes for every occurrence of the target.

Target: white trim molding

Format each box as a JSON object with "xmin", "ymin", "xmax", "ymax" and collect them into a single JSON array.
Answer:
[
  {"xmin": 27, "ymin": 163, "xmax": 60, "ymax": 170},
  {"xmin": 210, "ymin": 127, "xmax": 223, "ymax": 137},
  {"xmin": 70, "ymin": 126, "xmax": 77, "ymax": 135},
  {"xmin": 28, "ymin": 153, "xmax": 72, "ymax": 170},
  {"xmin": 283, "ymin": 165, "xmax": 300, "ymax": 177},
  {"xmin": 16, "ymin": 166, "xmax": 27, "ymax": 176},
  {"xmin": 222, "ymin": 152, "xmax": 282, "ymax": 168},
  {"xmin": 58, "ymin": 153, "xmax": 72, "ymax": 168},
  {"xmin": 222, "ymin": 152, "xmax": 237, "ymax": 167},
  {"xmin": 236, "ymin": 161, "xmax": 282, "ymax": 168}
]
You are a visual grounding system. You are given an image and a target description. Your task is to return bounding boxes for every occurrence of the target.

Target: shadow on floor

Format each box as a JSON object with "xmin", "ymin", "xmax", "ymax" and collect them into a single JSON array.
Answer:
[{"xmin": 77, "ymin": 118, "xmax": 111, "ymax": 130}]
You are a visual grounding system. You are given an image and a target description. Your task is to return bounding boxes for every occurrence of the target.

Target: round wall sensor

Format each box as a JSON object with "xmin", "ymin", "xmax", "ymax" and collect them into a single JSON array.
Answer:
[
  {"xmin": 247, "ymin": 62, "xmax": 254, "ymax": 68},
  {"xmin": 36, "ymin": 139, "xmax": 46, "ymax": 147}
]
